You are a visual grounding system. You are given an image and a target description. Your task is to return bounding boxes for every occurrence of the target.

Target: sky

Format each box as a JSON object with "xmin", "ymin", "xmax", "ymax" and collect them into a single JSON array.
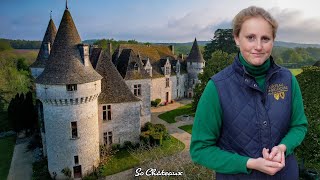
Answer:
[{"xmin": 1, "ymin": 0, "xmax": 320, "ymax": 44}]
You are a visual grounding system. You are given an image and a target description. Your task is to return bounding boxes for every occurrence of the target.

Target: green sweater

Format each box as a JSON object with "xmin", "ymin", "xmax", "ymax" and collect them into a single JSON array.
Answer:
[{"xmin": 190, "ymin": 54, "xmax": 308, "ymax": 174}]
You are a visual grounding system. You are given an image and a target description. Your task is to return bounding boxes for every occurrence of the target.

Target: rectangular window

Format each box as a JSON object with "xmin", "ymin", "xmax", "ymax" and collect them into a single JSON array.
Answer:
[
  {"xmin": 165, "ymin": 66, "xmax": 171, "ymax": 75},
  {"xmin": 134, "ymin": 84, "xmax": 141, "ymax": 96},
  {"xmin": 74, "ymin": 156, "xmax": 79, "ymax": 165},
  {"xmin": 66, "ymin": 84, "xmax": 77, "ymax": 91},
  {"xmin": 103, "ymin": 131, "xmax": 113, "ymax": 145},
  {"xmin": 166, "ymin": 78, "xmax": 170, "ymax": 87},
  {"xmin": 107, "ymin": 105, "xmax": 111, "ymax": 120},
  {"xmin": 177, "ymin": 77, "xmax": 179, "ymax": 86},
  {"xmin": 102, "ymin": 105, "xmax": 107, "ymax": 120},
  {"xmin": 71, "ymin": 122, "xmax": 78, "ymax": 138}
]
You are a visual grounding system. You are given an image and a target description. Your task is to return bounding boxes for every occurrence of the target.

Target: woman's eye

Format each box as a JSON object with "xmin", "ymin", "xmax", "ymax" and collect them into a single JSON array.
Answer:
[
  {"xmin": 262, "ymin": 37, "xmax": 271, "ymax": 42},
  {"xmin": 246, "ymin": 36, "xmax": 255, "ymax": 41}
]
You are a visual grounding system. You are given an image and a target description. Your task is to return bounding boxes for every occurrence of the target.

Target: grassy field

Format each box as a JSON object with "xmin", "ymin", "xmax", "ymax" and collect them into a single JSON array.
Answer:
[
  {"xmin": 290, "ymin": 68, "xmax": 303, "ymax": 76},
  {"xmin": 99, "ymin": 136, "xmax": 185, "ymax": 176},
  {"xmin": 0, "ymin": 112, "xmax": 11, "ymax": 133},
  {"xmin": 0, "ymin": 136, "xmax": 16, "ymax": 180},
  {"xmin": 179, "ymin": 124, "xmax": 193, "ymax": 134},
  {"xmin": 158, "ymin": 104, "xmax": 194, "ymax": 123}
]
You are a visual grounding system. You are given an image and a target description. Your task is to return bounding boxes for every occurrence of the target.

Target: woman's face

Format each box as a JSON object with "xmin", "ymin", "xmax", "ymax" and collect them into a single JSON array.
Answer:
[{"xmin": 234, "ymin": 16, "xmax": 274, "ymax": 66}]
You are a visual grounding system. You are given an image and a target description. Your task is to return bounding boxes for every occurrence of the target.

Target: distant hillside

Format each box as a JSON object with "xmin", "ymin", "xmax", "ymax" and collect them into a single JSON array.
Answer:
[
  {"xmin": 154, "ymin": 40, "xmax": 320, "ymax": 49},
  {"xmin": 82, "ymin": 39, "xmax": 98, "ymax": 44},
  {"xmin": 3, "ymin": 37, "xmax": 320, "ymax": 50},
  {"xmin": 274, "ymin": 41, "xmax": 320, "ymax": 48}
]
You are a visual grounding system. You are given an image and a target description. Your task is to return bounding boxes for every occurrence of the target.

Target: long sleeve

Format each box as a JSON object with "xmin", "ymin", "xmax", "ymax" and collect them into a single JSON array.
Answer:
[
  {"xmin": 190, "ymin": 80, "xmax": 250, "ymax": 174},
  {"xmin": 280, "ymin": 75, "xmax": 308, "ymax": 155}
]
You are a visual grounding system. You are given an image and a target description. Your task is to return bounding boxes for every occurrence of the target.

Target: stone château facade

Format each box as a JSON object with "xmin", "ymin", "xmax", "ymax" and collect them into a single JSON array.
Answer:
[{"xmin": 30, "ymin": 6, "xmax": 205, "ymax": 179}]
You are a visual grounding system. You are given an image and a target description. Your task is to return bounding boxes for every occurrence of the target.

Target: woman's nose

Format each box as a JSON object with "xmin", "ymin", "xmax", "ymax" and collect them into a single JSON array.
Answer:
[{"xmin": 255, "ymin": 40, "xmax": 262, "ymax": 50}]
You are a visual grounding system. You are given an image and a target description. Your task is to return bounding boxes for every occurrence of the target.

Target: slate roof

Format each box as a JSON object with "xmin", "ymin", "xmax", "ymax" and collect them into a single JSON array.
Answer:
[
  {"xmin": 36, "ymin": 9, "xmax": 102, "ymax": 85},
  {"xmin": 115, "ymin": 49, "xmax": 150, "ymax": 80},
  {"xmin": 186, "ymin": 38, "xmax": 205, "ymax": 63},
  {"xmin": 113, "ymin": 44, "xmax": 186, "ymax": 78},
  {"xmin": 94, "ymin": 49, "xmax": 140, "ymax": 104},
  {"xmin": 30, "ymin": 19, "xmax": 57, "ymax": 68},
  {"xmin": 90, "ymin": 47, "xmax": 102, "ymax": 69}
]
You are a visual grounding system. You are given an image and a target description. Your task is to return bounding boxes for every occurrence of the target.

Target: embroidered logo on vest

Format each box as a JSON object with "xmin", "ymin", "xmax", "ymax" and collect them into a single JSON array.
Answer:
[{"xmin": 268, "ymin": 83, "xmax": 288, "ymax": 100}]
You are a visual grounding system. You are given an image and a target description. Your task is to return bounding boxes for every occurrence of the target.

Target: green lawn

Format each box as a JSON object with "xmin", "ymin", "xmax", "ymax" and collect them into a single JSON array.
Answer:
[
  {"xmin": 0, "ymin": 136, "xmax": 16, "ymax": 180},
  {"xmin": 290, "ymin": 68, "xmax": 303, "ymax": 76},
  {"xmin": 100, "ymin": 136, "xmax": 185, "ymax": 176},
  {"xmin": 158, "ymin": 104, "xmax": 194, "ymax": 123},
  {"xmin": 179, "ymin": 124, "xmax": 193, "ymax": 134},
  {"xmin": 0, "ymin": 112, "xmax": 11, "ymax": 133}
]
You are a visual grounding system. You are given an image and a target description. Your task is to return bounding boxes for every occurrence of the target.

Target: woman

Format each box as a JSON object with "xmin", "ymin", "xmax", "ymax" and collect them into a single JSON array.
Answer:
[{"xmin": 190, "ymin": 6, "xmax": 308, "ymax": 179}]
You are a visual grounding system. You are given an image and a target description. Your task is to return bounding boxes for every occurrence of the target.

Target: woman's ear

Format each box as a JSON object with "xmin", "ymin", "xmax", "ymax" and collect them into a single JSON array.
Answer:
[{"xmin": 234, "ymin": 35, "xmax": 240, "ymax": 47}]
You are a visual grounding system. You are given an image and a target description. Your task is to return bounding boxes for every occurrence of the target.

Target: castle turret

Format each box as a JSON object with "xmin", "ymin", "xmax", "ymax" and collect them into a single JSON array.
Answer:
[
  {"xmin": 30, "ymin": 18, "xmax": 57, "ymax": 78},
  {"xmin": 186, "ymin": 38, "xmax": 205, "ymax": 97},
  {"xmin": 35, "ymin": 8, "xmax": 102, "ymax": 179}
]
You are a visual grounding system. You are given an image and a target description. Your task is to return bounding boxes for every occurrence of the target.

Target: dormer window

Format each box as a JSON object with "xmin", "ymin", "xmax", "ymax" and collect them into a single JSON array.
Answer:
[
  {"xmin": 67, "ymin": 84, "xmax": 77, "ymax": 91},
  {"xmin": 176, "ymin": 64, "xmax": 180, "ymax": 74}
]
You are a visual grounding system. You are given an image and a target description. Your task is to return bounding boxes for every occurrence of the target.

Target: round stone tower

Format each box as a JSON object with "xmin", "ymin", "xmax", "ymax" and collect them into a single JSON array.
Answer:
[
  {"xmin": 186, "ymin": 38, "xmax": 205, "ymax": 97},
  {"xmin": 35, "ymin": 8, "xmax": 102, "ymax": 179}
]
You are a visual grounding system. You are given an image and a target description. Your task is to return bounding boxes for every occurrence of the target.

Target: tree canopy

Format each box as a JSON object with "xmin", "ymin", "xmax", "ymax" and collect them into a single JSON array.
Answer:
[
  {"xmin": 192, "ymin": 51, "xmax": 235, "ymax": 110},
  {"xmin": 203, "ymin": 29, "xmax": 238, "ymax": 60}
]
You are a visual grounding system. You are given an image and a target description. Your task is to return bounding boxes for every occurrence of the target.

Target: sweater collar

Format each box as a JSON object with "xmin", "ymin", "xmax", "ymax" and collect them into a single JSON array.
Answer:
[
  {"xmin": 239, "ymin": 52, "xmax": 270, "ymax": 76},
  {"xmin": 233, "ymin": 52, "xmax": 280, "ymax": 79}
]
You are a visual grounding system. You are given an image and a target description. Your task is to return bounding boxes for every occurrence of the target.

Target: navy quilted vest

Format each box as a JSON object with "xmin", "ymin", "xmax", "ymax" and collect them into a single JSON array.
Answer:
[{"xmin": 211, "ymin": 56, "xmax": 298, "ymax": 179}]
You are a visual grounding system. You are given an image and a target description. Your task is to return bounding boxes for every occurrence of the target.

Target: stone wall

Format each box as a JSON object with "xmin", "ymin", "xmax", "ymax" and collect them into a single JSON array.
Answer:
[
  {"xmin": 151, "ymin": 77, "xmax": 171, "ymax": 104},
  {"xmin": 171, "ymin": 73, "xmax": 188, "ymax": 100},
  {"xmin": 98, "ymin": 101, "xmax": 141, "ymax": 146},
  {"xmin": 125, "ymin": 79, "xmax": 151, "ymax": 126}
]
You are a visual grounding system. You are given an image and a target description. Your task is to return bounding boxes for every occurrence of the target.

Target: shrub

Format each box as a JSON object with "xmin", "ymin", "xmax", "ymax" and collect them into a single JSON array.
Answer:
[
  {"xmin": 151, "ymin": 101, "xmax": 157, "ymax": 107},
  {"xmin": 123, "ymin": 141, "xmax": 133, "ymax": 149},
  {"xmin": 111, "ymin": 143, "xmax": 120, "ymax": 151},
  {"xmin": 150, "ymin": 131, "xmax": 163, "ymax": 146},
  {"xmin": 61, "ymin": 167, "xmax": 72, "ymax": 178},
  {"xmin": 140, "ymin": 131, "xmax": 151, "ymax": 145},
  {"xmin": 154, "ymin": 123, "xmax": 170, "ymax": 140},
  {"xmin": 142, "ymin": 122, "xmax": 154, "ymax": 131},
  {"xmin": 295, "ymin": 66, "xmax": 320, "ymax": 165},
  {"xmin": 155, "ymin": 99, "xmax": 161, "ymax": 106}
]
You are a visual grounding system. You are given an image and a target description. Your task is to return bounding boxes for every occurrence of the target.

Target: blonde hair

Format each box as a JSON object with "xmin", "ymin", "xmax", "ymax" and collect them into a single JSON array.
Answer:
[{"xmin": 233, "ymin": 6, "xmax": 278, "ymax": 38}]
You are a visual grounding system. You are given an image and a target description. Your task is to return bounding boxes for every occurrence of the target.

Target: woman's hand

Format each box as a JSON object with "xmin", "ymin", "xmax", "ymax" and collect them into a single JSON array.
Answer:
[
  {"xmin": 247, "ymin": 152, "xmax": 285, "ymax": 175},
  {"xmin": 263, "ymin": 144, "xmax": 287, "ymax": 163}
]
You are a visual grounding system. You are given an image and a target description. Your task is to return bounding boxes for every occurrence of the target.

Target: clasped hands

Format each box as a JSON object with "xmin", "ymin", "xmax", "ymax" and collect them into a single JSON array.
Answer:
[{"xmin": 247, "ymin": 144, "xmax": 287, "ymax": 176}]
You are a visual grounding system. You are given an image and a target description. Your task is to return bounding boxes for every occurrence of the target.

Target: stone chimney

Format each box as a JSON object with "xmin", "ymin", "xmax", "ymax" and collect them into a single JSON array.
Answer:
[
  {"xmin": 107, "ymin": 43, "xmax": 112, "ymax": 56},
  {"xmin": 169, "ymin": 45, "xmax": 174, "ymax": 55},
  {"xmin": 44, "ymin": 42, "xmax": 51, "ymax": 59},
  {"xmin": 180, "ymin": 54, "xmax": 184, "ymax": 60},
  {"xmin": 78, "ymin": 44, "xmax": 90, "ymax": 66}
]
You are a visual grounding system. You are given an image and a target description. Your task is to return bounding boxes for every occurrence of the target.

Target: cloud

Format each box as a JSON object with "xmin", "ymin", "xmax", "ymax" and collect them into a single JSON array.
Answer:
[
  {"xmin": 270, "ymin": 7, "xmax": 320, "ymax": 44},
  {"xmin": 86, "ymin": 9, "xmax": 233, "ymax": 42}
]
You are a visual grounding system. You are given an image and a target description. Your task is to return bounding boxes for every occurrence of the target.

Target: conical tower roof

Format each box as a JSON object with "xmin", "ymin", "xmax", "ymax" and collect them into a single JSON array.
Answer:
[
  {"xmin": 30, "ymin": 18, "xmax": 57, "ymax": 68},
  {"xmin": 95, "ymin": 49, "xmax": 140, "ymax": 104},
  {"xmin": 186, "ymin": 38, "xmax": 205, "ymax": 63},
  {"xmin": 36, "ymin": 9, "xmax": 102, "ymax": 85}
]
